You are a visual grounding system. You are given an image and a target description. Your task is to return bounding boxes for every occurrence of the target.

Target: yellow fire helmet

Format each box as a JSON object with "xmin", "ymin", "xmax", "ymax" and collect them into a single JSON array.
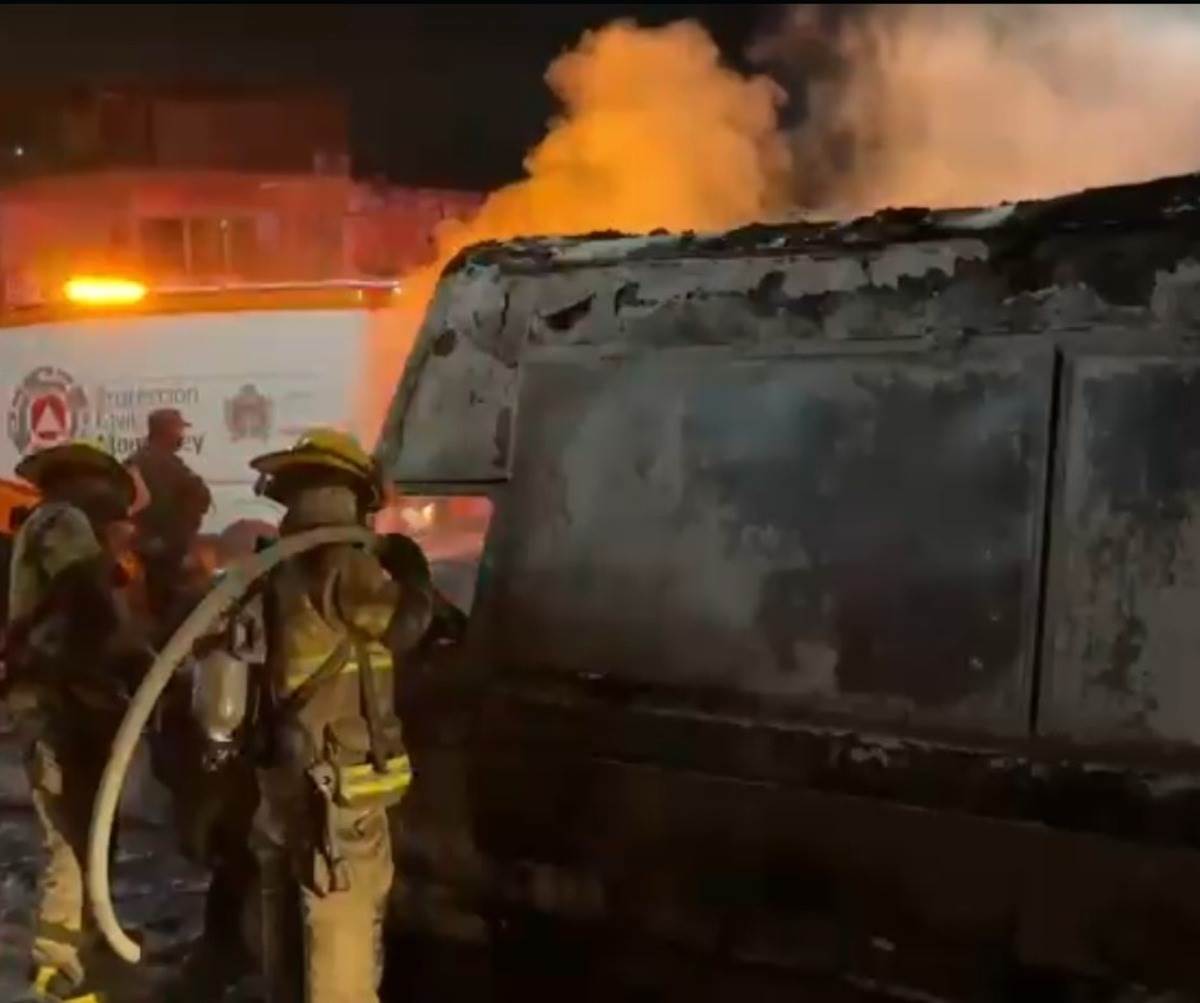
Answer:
[
  {"xmin": 250, "ymin": 427, "xmax": 382, "ymax": 509},
  {"xmin": 15, "ymin": 439, "xmax": 136, "ymax": 510}
]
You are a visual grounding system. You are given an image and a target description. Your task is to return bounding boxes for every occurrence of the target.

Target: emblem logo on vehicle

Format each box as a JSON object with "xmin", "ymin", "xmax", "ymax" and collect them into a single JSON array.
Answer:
[
  {"xmin": 224, "ymin": 383, "xmax": 273, "ymax": 442},
  {"xmin": 7, "ymin": 366, "xmax": 90, "ymax": 454}
]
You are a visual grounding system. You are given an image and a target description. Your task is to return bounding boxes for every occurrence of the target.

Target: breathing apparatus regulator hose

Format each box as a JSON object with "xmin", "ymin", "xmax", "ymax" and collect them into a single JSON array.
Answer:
[{"xmin": 87, "ymin": 524, "xmax": 377, "ymax": 964}]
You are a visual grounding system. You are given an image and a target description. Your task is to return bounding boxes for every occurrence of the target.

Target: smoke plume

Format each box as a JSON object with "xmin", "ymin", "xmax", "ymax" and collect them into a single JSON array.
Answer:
[
  {"xmin": 758, "ymin": 4, "xmax": 1200, "ymax": 214},
  {"xmin": 439, "ymin": 20, "xmax": 789, "ymax": 252},
  {"xmin": 364, "ymin": 6, "xmax": 1200, "ymax": 445},
  {"xmin": 361, "ymin": 19, "xmax": 792, "ymax": 443}
]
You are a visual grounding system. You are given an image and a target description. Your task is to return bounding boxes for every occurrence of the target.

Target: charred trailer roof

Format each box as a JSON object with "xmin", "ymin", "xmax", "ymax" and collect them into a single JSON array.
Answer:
[{"xmin": 380, "ymin": 172, "xmax": 1200, "ymax": 993}]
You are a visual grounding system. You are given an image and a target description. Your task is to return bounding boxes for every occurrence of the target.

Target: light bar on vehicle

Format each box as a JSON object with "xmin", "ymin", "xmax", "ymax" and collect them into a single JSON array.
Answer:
[
  {"xmin": 63, "ymin": 276, "xmax": 148, "ymax": 306},
  {"xmin": 151, "ymin": 278, "xmax": 402, "ymax": 295}
]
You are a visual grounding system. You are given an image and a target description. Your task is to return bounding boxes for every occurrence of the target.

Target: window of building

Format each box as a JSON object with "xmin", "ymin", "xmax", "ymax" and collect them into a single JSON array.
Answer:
[
  {"xmin": 137, "ymin": 215, "xmax": 264, "ymax": 279},
  {"xmin": 188, "ymin": 217, "xmax": 224, "ymax": 276},
  {"xmin": 108, "ymin": 220, "xmax": 131, "ymax": 251},
  {"xmin": 139, "ymin": 217, "xmax": 186, "ymax": 275},
  {"xmin": 226, "ymin": 217, "xmax": 260, "ymax": 276},
  {"xmin": 312, "ymin": 216, "xmax": 343, "ymax": 277}
]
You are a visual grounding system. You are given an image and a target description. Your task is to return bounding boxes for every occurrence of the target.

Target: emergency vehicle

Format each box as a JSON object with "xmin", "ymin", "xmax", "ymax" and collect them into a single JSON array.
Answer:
[
  {"xmin": 0, "ymin": 282, "xmax": 480, "ymax": 591},
  {"xmin": 1, "ymin": 275, "xmax": 397, "ymax": 520}
]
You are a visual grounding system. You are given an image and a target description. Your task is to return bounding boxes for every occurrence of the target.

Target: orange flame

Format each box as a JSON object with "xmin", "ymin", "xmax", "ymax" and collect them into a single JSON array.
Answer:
[
  {"xmin": 359, "ymin": 19, "xmax": 791, "ymax": 445},
  {"xmin": 360, "ymin": 7, "xmax": 1200, "ymax": 448}
]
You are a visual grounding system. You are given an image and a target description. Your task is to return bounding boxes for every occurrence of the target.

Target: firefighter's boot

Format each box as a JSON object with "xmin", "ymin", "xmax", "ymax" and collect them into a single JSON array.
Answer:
[{"xmin": 12, "ymin": 965, "xmax": 106, "ymax": 1003}]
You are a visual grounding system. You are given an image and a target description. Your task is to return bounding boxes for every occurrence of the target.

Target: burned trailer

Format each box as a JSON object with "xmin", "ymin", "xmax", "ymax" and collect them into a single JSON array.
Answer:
[{"xmin": 377, "ymin": 171, "xmax": 1200, "ymax": 997}]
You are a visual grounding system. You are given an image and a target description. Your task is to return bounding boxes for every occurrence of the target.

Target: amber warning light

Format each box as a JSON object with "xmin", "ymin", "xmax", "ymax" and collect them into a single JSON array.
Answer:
[{"xmin": 63, "ymin": 276, "xmax": 148, "ymax": 306}]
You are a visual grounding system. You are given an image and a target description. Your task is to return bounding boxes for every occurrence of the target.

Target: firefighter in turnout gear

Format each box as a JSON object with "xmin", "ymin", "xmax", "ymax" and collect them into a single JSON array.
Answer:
[
  {"xmin": 189, "ymin": 428, "xmax": 433, "ymax": 1003},
  {"xmin": 3, "ymin": 442, "xmax": 148, "ymax": 1003}
]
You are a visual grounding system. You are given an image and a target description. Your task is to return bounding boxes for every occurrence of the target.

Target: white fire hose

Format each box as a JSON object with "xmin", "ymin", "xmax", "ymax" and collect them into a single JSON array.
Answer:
[{"xmin": 87, "ymin": 524, "xmax": 376, "ymax": 964}]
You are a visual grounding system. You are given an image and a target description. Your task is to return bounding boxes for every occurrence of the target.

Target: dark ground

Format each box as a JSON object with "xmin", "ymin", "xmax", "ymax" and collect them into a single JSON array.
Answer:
[
  {"xmin": 0, "ymin": 806, "xmax": 213, "ymax": 1002},
  {"xmin": 0, "ymin": 797, "xmax": 919, "ymax": 1003},
  {"xmin": 1, "ymin": 801, "xmax": 1188, "ymax": 1003}
]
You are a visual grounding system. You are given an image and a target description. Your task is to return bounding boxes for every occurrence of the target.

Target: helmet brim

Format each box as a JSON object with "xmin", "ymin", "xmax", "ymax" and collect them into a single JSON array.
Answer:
[
  {"xmin": 250, "ymin": 446, "xmax": 375, "ymax": 481},
  {"xmin": 250, "ymin": 448, "xmax": 381, "ymax": 509},
  {"xmin": 16, "ymin": 444, "xmax": 136, "ymax": 509}
]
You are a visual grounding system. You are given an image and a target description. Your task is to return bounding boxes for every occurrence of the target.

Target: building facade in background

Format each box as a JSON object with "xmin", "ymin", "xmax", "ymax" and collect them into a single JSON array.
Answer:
[
  {"xmin": 0, "ymin": 87, "xmax": 482, "ymax": 307},
  {"xmin": 0, "ymin": 85, "xmax": 350, "ymax": 177}
]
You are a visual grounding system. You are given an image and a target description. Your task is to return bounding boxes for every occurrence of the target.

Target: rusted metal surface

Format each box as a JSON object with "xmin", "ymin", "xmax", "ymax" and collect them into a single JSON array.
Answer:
[
  {"xmin": 387, "ymin": 276, "xmax": 520, "ymax": 482},
  {"xmin": 377, "ymin": 172, "xmax": 1200, "ymax": 488},
  {"xmin": 381, "ymin": 171, "xmax": 1200, "ymax": 990},
  {"xmin": 1043, "ymin": 351, "xmax": 1200, "ymax": 747},
  {"xmin": 381, "ymin": 171, "xmax": 1200, "ymax": 748},
  {"xmin": 473, "ymin": 342, "xmax": 1052, "ymax": 734}
]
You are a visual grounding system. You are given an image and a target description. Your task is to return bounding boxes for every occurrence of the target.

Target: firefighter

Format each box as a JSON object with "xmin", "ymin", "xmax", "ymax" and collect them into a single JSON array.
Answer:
[
  {"xmin": 189, "ymin": 428, "xmax": 432, "ymax": 1003},
  {"xmin": 2, "ymin": 441, "xmax": 148, "ymax": 1003}
]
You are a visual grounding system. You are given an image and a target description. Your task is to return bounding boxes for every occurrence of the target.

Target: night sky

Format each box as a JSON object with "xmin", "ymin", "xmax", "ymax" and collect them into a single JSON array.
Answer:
[{"xmin": 0, "ymin": 4, "xmax": 778, "ymax": 191}]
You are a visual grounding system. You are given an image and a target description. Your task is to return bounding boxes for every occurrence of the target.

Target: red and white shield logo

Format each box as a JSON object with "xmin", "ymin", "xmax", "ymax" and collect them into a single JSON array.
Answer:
[
  {"xmin": 29, "ymin": 392, "xmax": 71, "ymax": 447},
  {"xmin": 7, "ymin": 367, "xmax": 89, "ymax": 454}
]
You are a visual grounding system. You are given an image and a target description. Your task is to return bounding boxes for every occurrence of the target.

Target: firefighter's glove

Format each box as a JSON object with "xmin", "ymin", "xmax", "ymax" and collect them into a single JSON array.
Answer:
[
  {"xmin": 334, "ymin": 544, "xmax": 433, "ymax": 650},
  {"xmin": 375, "ymin": 534, "xmax": 435, "ymax": 653}
]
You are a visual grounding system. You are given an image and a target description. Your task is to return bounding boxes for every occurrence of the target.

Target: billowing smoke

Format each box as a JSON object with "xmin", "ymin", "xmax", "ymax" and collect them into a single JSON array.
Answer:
[
  {"xmin": 757, "ymin": 4, "xmax": 1200, "ymax": 214},
  {"xmin": 440, "ymin": 20, "xmax": 790, "ymax": 245},
  {"xmin": 360, "ymin": 19, "xmax": 792, "ymax": 443},
  {"xmin": 363, "ymin": 5, "xmax": 1200, "ymax": 444}
]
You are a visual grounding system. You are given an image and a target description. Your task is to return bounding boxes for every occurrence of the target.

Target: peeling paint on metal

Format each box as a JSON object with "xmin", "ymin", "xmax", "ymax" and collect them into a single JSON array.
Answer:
[
  {"xmin": 379, "ymin": 174, "xmax": 1200, "ymax": 983},
  {"xmin": 385, "ymin": 175, "xmax": 1200, "ymax": 485}
]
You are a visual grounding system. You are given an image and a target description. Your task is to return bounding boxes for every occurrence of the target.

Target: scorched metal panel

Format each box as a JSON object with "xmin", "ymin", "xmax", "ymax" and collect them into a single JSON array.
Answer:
[
  {"xmin": 473, "ymin": 340, "xmax": 1054, "ymax": 735},
  {"xmin": 1041, "ymin": 352, "xmax": 1200, "ymax": 747}
]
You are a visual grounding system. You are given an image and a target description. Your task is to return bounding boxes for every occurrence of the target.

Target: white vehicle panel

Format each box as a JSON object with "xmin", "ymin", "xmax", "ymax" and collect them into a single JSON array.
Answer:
[{"xmin": 0, "ymin": 308, "xmax": 373, "ymax": 532}]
